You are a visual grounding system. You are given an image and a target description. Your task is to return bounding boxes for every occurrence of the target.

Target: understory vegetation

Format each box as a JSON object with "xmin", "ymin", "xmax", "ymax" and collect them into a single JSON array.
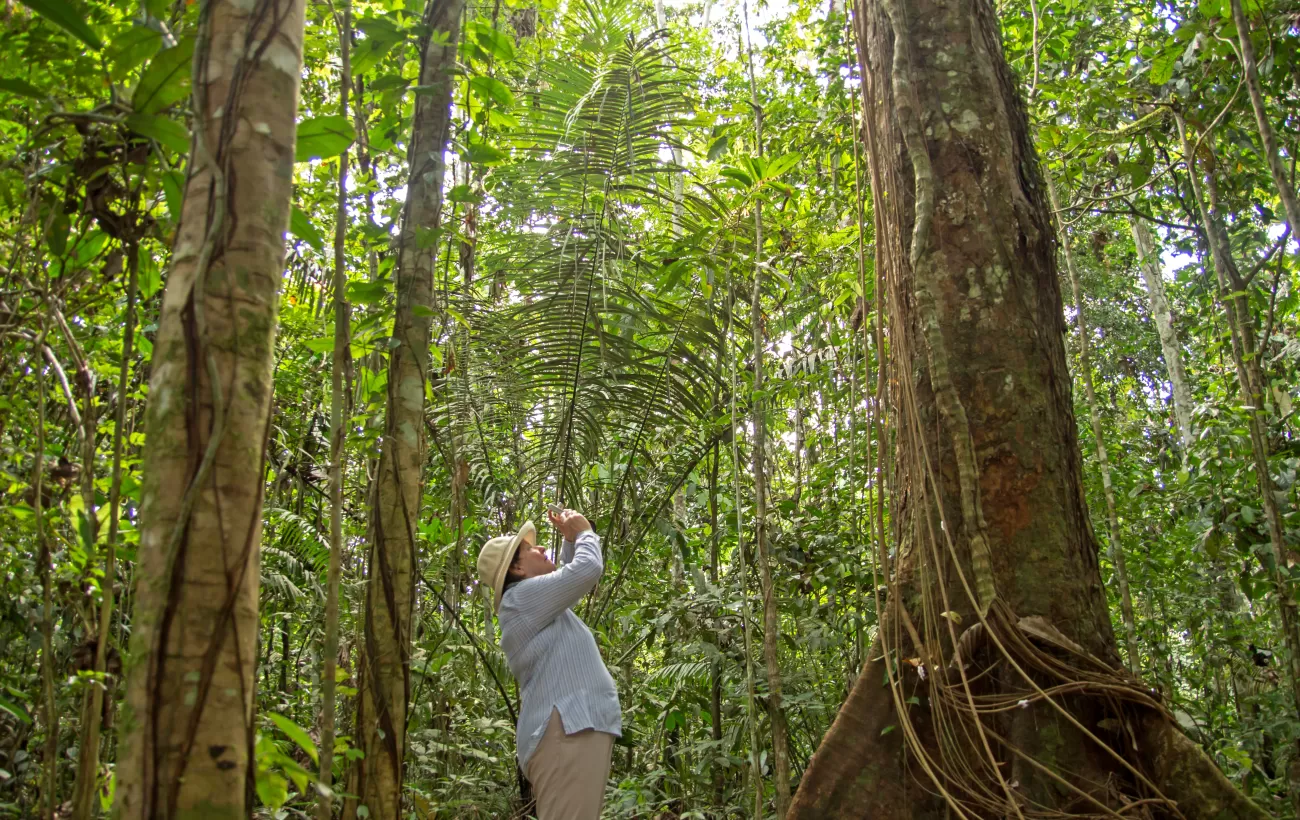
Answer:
[{"xmin": 0, "ymin": 0, "xmax": 1298, "ymax": 815}]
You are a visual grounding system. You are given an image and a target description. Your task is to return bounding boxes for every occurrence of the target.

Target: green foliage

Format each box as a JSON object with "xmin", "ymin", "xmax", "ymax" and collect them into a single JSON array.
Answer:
[{"xmin": 0, "ymin": 0, "xmax": 1296, "ymax": 814}]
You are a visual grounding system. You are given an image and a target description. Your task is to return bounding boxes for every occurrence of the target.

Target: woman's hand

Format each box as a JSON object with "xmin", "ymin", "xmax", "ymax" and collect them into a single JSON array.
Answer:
[{"xmin": 547, "ymin": 507, "xmax": 592, "ymax": 541}]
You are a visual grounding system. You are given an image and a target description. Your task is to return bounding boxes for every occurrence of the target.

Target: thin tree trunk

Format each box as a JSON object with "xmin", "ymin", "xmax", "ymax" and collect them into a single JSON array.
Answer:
[
  {"xmin": 1129, "ymin": 217, "xmax": 1195, "ymax": 448},
  {"xmin": 1047, "ymin": 178, "xmax": 1139, "ymax": 674},
  {"xmin": 34, "ymin": 321, "xmax": 56, "ymax": 820},
  {"xmin": 742, "ymin": 6, "xmax": 792, "ymax": 814},
  {"xmin": 1176, "ymin": 111, "xmax": 1300, "ymax": 814},
  {"xmin": 708, "ymin": 443, "xmax": 725, "ymax": 810},
  {"xmin": 728, "ymin": 284, "xmax": 765, "ymax": 820},
  {"xmin": 63, "ymin": 320, "xmax": 99, "ymax": 819},
  {"xmin": 346, "ymin": 0, "xmax": 463, "ymax": 815},
  {"xmin": 71, "ymin": 246, "xmax": 137, "ymax": 820},
  {"xmin": 1229, "ymin": 0, "xmax": 1300, "ymax": 256},
  {"xmin": 789, "ymin": 0, "xmax": 1266, "ymax": 815},
  {"xmin": 317, "ymin": 5, "xmax": 352, "ymax": 817},
  {"xmin": 114, "ymin": 0, "xmax": 307, "ymax": 811}
]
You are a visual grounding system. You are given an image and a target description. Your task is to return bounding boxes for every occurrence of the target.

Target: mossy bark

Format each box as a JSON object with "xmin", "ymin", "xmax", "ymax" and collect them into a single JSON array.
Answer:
[
  {"xmin": 114, "ymin": 0, "xmax": 306, "ymax": 814},
  {"xmin": 787, "ymin": 0, "xmax": 1268, "ymax": 817},
  {"xmin": 344, "ymin": 0, "xmax": 463, "ymax": 817}
]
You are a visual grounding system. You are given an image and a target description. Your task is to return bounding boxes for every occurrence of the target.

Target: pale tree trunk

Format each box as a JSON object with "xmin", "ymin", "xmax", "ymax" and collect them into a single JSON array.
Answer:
[
  {"xmin": 1176, "ymin": 111, "xmax": 1300, "ymax": 814},
  {"xmin": 652, "ymin": 0, "xmax": 685, "ymax": 233},
  {"xmin": 1047, "ymin": 178, "xmax": 1139, "ymax": 674},
  {"xmin": 788, "ymin": 0, "xmax": 1267, "ymax": 816},
  {"xmin": 317, "ymin": 5, "xmax": 352, "ymax": 818},
  {"xmin": 1229, "ymin": 0, "xmax": 1300, "ymax": 257},
  {"xmin": 114, "ymin": 0, "xmax": 306, "ymax": 812},
  {"xmin": 346, "ymin": 0, "xmax": 463, "ymax": 816},
  {"xmin": 1129, "ymin": 217, "xmax": 1195, "ymax": 448}
]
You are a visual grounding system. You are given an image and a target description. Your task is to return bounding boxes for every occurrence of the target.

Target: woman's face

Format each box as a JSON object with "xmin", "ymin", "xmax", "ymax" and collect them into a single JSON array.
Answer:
[{"xmin": 513, "ymin": 539, "xmax": 555, "ymax": 579}]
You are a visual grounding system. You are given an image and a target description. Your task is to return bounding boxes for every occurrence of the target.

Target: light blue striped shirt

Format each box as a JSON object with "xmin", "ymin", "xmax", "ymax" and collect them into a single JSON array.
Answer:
[{"xmin": 499, "ymin": 530, "xmax": 622, "ymax": 769}]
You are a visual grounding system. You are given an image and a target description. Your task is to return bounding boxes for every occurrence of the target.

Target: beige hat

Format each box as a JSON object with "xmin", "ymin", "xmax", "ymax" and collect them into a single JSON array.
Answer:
[{"xmin": 477, "ymin": 521, "xmax": 537, "ymax": 612}]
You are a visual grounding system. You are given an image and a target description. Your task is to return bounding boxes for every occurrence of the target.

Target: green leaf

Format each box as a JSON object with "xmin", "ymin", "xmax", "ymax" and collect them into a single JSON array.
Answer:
[
  {"xmin": 18, "ymin": 0, "xmax": 103, "ymax": 50},
  {"xmin": 706, "ymin": 133, "xmax": 729, "ymax": 161},
  {"xmin": 46, "ymin": 210, "xmax": 70, "ymax": 256},
  {"xmin": 0, "ymin": 78, "xmax": 43, "ymax": 99},
  {"xmin": 719, "ymin": 167, "xmax": 753, "ymax": 187},
  {"xmin": 132, "ymin": 36, "xmax": 195, "ymax": 115},
  {"xmin": 125, "ymin": 112, "xmax": 190, "ymax": 154},
  {"xmin": 138, "ymin": 253, "xmax": 162, "ymax": 299},
  {"xmin": 469, "ymin": 21, "xmax": 515, "ymax": 62},
  {"xmin": 268, "ymin": 712, "xmax": 318, "ymax": 764},
  {"xmin": 289, "ymin": 205, "xmax": 325, "ymax": 253},
  {"xmin": 108, "ymin": 25, "xmax": 162, "ymax": 82},
  {"xmin": 0, "ymin": 693, "xmax": 32, "ymax": 725},
  {"xmin": 447, "ymin": 184, "xmax": 482, "ymax": 204},
  {"xmin": 346, "ymin": 280, "xmax": 389, "ymax": 305},
  {"xmin": 764, "ymin": 152, "xmax": 801, "ymax": 180},
  {"xmin": 468, "ymin": 75, "xmax": 515, "ymax": 109},
  {"xmin": 463, "ymin": 137, "xmax": 507, "ymax": 165},
  {"xmin": 304, "ymin": 336, "xmax": 334, "ymax": 354},
  {"xmin": 1149, "ymin": 48, "xmax": 1178, "ymax": 86},
  {"xmin": 161, "ymin": 169, "xmax": 185, "ymax": 224},
  {"xmin": 295, "ymin": 115, "xmax": 356, "ymax": 162},
  {"xmin": 366, "ymin": 74, "xmax": 410, "ymax": 93}
]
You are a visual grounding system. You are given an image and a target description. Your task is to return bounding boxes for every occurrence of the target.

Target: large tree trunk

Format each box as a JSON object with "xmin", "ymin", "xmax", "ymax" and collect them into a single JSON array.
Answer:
[
  {"xmin": 788, "ymin": 0, "xmax": 1266, "ymax": 817},
  {"xmin": 345, "ymin": 0, "xmax": 462, "ymax": 817},
  {"xmin": 114, "ymin": 0, "xmax": 306, "ymax": 813}
]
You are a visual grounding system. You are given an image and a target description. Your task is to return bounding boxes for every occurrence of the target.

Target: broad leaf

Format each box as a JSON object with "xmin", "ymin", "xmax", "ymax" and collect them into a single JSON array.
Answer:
[
  {"xmin": 0, "ymin": 78, "xmax": 43, "ymax": 99},
  {"xmin": 268, "ymin": 712, "xmax": 318, "ymax": 764},
  {"xmin": 109, "ymin": 25, "xmax": 162, "ymax": 82},
  {"xmin": 469, "ymin": 75, "xmax": 515, "ymax": 109},
  {"xmin": 295, "ymin": 115, "xmax": 356, "ymax": 162},
  {"xmin": 125, "ymin": 112, "xmax": 190, "ymax": 154},
  {"xmin": 289, "ymin": 205, "xmax": 325, "ymax": 253},
  {"xmin": 132, "ymin": 36, "xmax": 195, "ymax": 115},
  {"xmin": 18, "ymin": 0, "xmax": 103, "ymax": 50}
]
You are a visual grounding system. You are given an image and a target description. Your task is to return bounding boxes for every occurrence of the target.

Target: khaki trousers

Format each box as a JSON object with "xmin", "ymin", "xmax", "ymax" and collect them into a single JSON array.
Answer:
[{"xmin": 526, "ymin": 708, "xmax": 615, "ymax": 820}]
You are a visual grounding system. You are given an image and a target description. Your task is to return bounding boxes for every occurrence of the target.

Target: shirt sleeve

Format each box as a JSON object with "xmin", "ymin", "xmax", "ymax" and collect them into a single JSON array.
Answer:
[
  {"xmin": 559, "ymin": 536, "xmax": 576, "ymax": 566},
  {"xmin": 507, "ymin": 530, "xmax": 603, "ymax": 631}
]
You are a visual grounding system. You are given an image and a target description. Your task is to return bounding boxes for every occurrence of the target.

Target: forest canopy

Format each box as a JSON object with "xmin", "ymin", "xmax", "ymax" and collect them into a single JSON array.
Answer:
[{"xmin": 0, "ymin": 0, "xmax": 1297, "ymax": 816}]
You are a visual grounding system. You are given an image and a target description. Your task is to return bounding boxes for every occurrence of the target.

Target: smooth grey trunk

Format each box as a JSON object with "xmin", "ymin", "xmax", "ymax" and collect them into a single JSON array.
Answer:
[{"xmin": 1130, "ymin": 217, "xmax": 1195, "ymax": 449}]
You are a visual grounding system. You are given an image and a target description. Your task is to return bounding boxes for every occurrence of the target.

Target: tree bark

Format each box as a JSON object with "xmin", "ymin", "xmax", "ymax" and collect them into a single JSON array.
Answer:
[
  {"xmin": 788, "ymin": 0, "xmax": 1267, "ymax": 816},
  {"xmin": 345, "ymin": 0, "xmax": 462, "ymax": 816},
  {"xmin": 1229, "ymin": 0, "xmax": 1300, "ymax": 258},
  {"xmin": 1129, "ymin": 217, "xmax": 1195, "ymax": 449},
  {"xmin": 114, "ymin": 0, "xmax": 306, "ymax": 813},
  {"xmin": 1047, "ymin": 178, "xmax": 1139, "ymax": 674},
  {"xmin": 317, "ymin": 5, "xmax": 352, "ymax": 818}
]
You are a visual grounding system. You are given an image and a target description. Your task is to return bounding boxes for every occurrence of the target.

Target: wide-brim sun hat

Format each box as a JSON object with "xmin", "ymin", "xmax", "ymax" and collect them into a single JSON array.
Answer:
[{"xmin": 477, "ymin": 521, "xmax": 537, "ymax": 612}]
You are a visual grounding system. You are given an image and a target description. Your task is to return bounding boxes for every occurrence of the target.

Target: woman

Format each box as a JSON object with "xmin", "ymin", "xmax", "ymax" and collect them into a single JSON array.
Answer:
[{"xmin": 476, "ymin": 508, "xmax": 621, "ymax": 819}]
